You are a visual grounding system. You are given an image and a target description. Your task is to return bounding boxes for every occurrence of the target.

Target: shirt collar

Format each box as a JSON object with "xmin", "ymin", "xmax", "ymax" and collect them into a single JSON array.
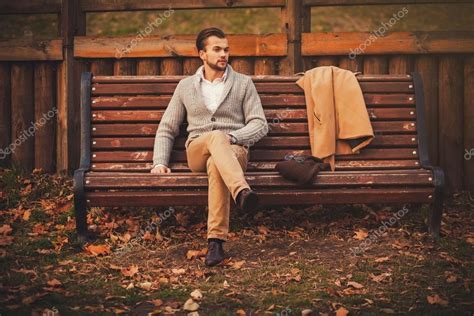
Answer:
[{"xmin": 196, "ymin": 65, "xmax": 228, "ymax": 84}]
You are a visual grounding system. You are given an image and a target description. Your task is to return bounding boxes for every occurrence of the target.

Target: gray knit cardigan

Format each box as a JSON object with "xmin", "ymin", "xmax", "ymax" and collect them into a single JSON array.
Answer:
[{"xmin": 152, "ymin": 65, "xmax": 269, "ymax": 167}]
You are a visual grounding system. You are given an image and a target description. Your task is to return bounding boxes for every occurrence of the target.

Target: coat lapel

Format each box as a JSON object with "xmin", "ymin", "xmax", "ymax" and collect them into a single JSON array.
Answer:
[{"xmin": 215, "ymin": 64, "xmax": 234, "ymax": 109}]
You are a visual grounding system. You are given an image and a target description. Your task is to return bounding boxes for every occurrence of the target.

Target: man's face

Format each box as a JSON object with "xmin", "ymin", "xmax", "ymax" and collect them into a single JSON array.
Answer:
[{"xmin": 199, "ymin": 36, "xmax": 229, "ymax": 71}]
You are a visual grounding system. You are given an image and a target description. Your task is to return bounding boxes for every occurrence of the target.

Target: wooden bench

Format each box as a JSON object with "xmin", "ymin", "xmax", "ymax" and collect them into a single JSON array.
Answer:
[{"xmin": 73, "ymin": 72, "xmax": 445, "ymax": 243}]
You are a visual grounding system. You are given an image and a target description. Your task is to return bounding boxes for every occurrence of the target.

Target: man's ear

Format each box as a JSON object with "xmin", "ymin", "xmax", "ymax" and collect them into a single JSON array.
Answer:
[{"xmin": 198, "ymin": 49, "xmax": 206, "ymax": 61}]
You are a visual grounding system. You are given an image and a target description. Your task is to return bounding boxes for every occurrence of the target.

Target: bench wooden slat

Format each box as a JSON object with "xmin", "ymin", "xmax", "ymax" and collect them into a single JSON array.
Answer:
[
  {"xmin": 91, "ymin": 108, "xmax": 416, "ymax": 122},
  {"xmin": 90, "ymin": 94, "xmax": 415, "ymax": 109},
  {"xmin": 91, "ymin": 74, "xmax": 413, "ymax": 84},
  {"xmin": 85, "ymin": 187, "xmax": 432, "ymax": 206},
  {"xmin": 91, "ymin": 81, "xmax": 414, "ymax": 95},
  {"xmin": 90, "ymin": 160, "xmax": 421, "ymax": 172},
  {"xmin": 84, "ymin": 170, "xmax": 433, "ymax": 189},
  {"xmin": 91, "ymin": 121, "xmax": 417, "ymax": 136},
  {"xmin": 90, "ymin": 148, "xmax": 419, "ymax": 162},
  {"xmin": 91, "ymin": 135, "xmax": 417, "ymax": 150}
]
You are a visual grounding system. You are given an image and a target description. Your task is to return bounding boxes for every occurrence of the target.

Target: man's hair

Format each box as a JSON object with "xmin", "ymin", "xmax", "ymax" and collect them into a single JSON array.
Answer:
[{"xmin": 196, "ymin": 27, "xmax": 226, "ymax": 53}]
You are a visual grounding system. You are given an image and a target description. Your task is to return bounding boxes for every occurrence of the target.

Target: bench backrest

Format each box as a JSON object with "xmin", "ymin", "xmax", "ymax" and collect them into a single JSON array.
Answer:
[{"xmin": 80, "ymin": 73, "xmax": 428, "ymax": 173}]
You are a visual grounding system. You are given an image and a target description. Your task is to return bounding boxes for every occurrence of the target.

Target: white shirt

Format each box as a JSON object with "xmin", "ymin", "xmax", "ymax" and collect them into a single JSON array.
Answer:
[{"xmin": 195, "ymin": 65, "xmax": 228, "ymax": 114}]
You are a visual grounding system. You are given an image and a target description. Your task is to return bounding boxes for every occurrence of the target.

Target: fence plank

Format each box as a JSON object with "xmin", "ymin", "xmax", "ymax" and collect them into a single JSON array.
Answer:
[
  {"xmin": 364, "ymin": 56, "xmax": 388, "ymax": 74},
  {"xmin": 75, "ymin": 34, "xmax": 287, "ymax": 58},
  {"xmin": 280, "ymin": 0, "xmax": 304, "ymax": 75},
  {"xmin": 316, "ymin": 57, "xmax": 339, "ymax": 67},
  {"xmin": 415, "ymin": 55, "xmax": 439, "ymax": 165},
  {"xmin": 302, "ymin": 32, "xmax": 474, "ymax": 55},
  {"xmin": 0, "ymin": 0, "xmax": 61, "ymax": 14},
  {"xmin": 389, "ymin": 55, "xmax": 414, "ymax": 74},
  {"xmin": 0, "ymin": 39, "xmax": 63, "ymax": 61},
  {"xmin": 81, "ymin": 0, "xmax": 285, "ymax": 11},
  {"xmin": 255, "ymin": 58, "xmax": 277, "ymax": 75},
  {"xmin": 11, "ymin": 63, "xmax": 34, "ymax": 172},
  {"xmin": 231, "ymin": 58, "xmax": 254, "ymax": 75},
  {"xmin": 183, "ymin": 58, "xmax": 201, "ymax": 75},
  {"xmin": 339, "ymin": 56, "xmax": 362, "ymax": 72},
  {"xmin": 34, "ymin": 63, "xmax": 56, "ymax": 172},
  {"xmin": 438, "ymin": 56, "xmax": 464, "ymax": 191},
  {"xmin": 304, "ymin": 0, "xmax": 472, "ymax": 5},
  {"xmin": 0, "ymin": 63, "xmax": 11, "ymax": 167},
  {"xmin": 464, "ymin": 55, "xmax": 474, "ymax": 194},
  {"xmin": 161, "ymin": 58, "xmax": 182, "ymax": 75},
  {"xmin": 90, "ymin": 59, "xmax": 114, "ymax": 75},
  {"xmin": 114, "ymin": 59, "xmax": 136, "ymax": 75}
]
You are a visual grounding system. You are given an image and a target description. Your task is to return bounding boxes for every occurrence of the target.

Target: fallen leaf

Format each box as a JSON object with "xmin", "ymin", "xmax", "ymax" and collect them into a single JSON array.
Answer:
[
  {"xmin": 335, "ymin": 306, "xmax": 349, "ymax": 316},
  {"xmin": 0, "ymin": 236, "xmax": 14, "ymax": 246},
  {"xmin": 171, "ymin": 268, "xmax": 186, "ymax": 275},
  {"xmin": 370, "ymin": 273, "xmax": 391, "ymax": 283},
  {"xmin": 186, "ymin": 249, "xmax": 207, "ymax": 260},
  {"xmin": 47, "ymin": 279, "xmax": 62, "ymax": 287},
  {"xmin": 258, "ymin": 225, "xmax": 270, "ymax": 235},
  {"xmin": 236, "ymin": 309, "xmax": 246, "ymax": 316},
  {"xmin": 353, "ymin": 229, "xmax": 368, "ymax": 240},
  {"xmin": 85, "ymin": 244, "xmax": 111, "ymax": 256},
  {"xmin": 427, "ymin": 294, "xmax": 448, "ymax": 306},
  {"xmin": 230, "ymin": 260, "xmax": 246, "ymax": 270},
  {"xmin": 121, "ymin": 265, "xmax": 139, "ymax": 277},
  {"xmin": 137, "ymin": 281, "xmax": 152, "ymax": 290},
  {"xmin": 151, "ymin": 299, "xmax": 163, "ymax": 306},
  {"xmin": 374, "ymin": 256, "xmax": 390, "ymax": 263},
  {"xmin": 380, "ymin": 308, "xmax": 395, "ymax": 314},
  {"xmin": 22, "ymin": 210, "xmax": 31, "ymax": 221},
  {"xmin": 347, "ymin": 281, "xmax": 364, "ymax": 289},
  {"xmin": 0, "ymin": 224, "xmax": 12, "ymax": 235}
]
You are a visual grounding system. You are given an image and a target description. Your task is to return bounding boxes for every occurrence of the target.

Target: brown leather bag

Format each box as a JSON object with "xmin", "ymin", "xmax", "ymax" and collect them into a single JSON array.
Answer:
[{"xmin": 275, "ymin": 155, "xmax": 330, "ymax": 187}]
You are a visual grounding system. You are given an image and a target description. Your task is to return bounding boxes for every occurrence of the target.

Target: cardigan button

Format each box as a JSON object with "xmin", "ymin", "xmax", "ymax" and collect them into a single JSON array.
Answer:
[{"xmin": 211, "ymin": 117, "xmax": 216, "ymax": 122}]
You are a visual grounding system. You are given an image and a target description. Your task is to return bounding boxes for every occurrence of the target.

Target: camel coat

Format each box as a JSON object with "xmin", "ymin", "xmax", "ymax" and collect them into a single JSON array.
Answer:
[{"xmin": 296, "ymin": 66, "xmax": 374, "ymax": 171}]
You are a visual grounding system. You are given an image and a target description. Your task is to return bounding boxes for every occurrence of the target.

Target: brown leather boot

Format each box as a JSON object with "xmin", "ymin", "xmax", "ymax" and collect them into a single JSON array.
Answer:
[
  {"xmin": 235, "ymin": 188, "xmax": 259, "ymax": 212},
  {"xmin": 205, "ymin": 239, "xmax": 226, "ymax": 267}
]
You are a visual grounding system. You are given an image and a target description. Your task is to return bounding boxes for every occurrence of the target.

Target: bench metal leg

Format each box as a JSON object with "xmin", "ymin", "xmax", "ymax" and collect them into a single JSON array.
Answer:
[
  {"xmin": 428, "ymin": 167, "xmax": 445, "ymax": 239},
  {"xmin": 73, "ymin": 169, "xmax": 95, "ymax": 244}
]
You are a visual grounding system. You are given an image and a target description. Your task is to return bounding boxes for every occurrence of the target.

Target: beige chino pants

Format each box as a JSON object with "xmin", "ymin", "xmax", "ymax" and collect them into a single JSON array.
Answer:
[{"xmin": 185, "ymin": 130, "xmax": 250, "ymax": 241}]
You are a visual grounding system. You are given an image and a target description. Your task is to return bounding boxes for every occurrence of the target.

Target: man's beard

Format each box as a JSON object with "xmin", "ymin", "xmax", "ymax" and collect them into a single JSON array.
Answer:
[{"xmin": 208, "ymin": 59, "xmax": 227, "ymax": 71}]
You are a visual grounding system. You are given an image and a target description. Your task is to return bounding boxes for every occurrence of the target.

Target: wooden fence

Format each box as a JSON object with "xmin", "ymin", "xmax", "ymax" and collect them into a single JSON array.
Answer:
[{"xmin": 0, "ymin": 0, "xmax": 473, "ymax": 193}]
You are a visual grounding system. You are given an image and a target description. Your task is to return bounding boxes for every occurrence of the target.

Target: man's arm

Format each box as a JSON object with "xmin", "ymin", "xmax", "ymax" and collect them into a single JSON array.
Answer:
[
  {"xmin": 152, "ymin": 81, "xmax": 186, "ymax": 168},
  {"xmin": 228, "ymin": 78, "xmax": 268, "ymax": 146}
]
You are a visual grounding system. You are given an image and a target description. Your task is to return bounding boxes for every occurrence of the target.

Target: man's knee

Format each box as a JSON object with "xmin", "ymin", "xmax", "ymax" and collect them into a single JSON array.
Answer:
[{"xmin": 210, "ymin": 130, "xmax": 228, "ymax": 144}]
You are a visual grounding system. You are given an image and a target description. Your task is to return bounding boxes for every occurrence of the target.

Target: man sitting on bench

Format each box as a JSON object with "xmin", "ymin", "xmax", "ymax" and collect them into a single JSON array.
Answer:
[{"xmin": 151, "ymin": 27, "xmax": 269, "ymax": 266}]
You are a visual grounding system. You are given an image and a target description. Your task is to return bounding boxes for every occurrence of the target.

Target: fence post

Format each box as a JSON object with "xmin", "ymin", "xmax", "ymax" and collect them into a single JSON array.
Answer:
[
  {"xmin": 280, "ymin": 0, "xmax": 309, "ymax": 75},
  {"xmin": 57, "ymin": 0, "xmax": 85, "ymax": 173}
]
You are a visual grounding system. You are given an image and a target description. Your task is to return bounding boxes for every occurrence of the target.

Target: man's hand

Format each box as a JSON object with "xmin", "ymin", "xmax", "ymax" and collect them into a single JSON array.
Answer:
[{"xmin": 151, "ymin": 165, "xmax": 171, "ymax": 174}]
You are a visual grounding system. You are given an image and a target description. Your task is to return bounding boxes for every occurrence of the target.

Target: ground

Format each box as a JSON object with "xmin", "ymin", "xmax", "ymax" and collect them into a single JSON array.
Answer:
[{"xmin": 0, "ymin": 168, "xmax": 473, "ymax": 315}]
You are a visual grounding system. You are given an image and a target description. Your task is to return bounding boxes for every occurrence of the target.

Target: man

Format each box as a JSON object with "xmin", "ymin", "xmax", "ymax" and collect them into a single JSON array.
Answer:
[{"xmin": 151, "ymin": 27, "xmax": 268, "ymax": 266}]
